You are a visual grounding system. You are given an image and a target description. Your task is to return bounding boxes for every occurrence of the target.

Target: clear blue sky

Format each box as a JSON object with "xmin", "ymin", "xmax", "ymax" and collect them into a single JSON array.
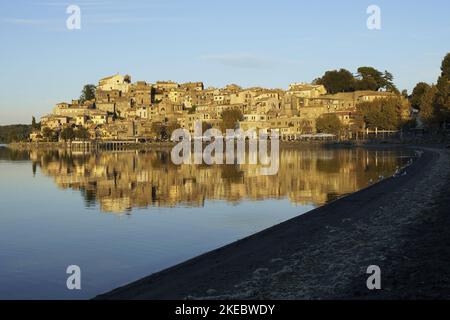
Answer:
[{"xmin": 0, "ymin": 0, "xmax": 449, "ymax": 124}]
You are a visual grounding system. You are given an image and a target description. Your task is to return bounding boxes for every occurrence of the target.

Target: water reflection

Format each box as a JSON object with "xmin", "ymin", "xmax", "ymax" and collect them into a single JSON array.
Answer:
[
  {"xmin": 2, "ymin": 146, "xmax": 413, "ymax": 213},
  {"xmin": 0, "ymin": 145, "xmax": 415, "ymax": 299}
]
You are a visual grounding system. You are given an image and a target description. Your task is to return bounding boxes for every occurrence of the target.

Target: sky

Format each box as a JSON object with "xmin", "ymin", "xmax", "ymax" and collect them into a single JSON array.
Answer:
[{"xmin": 0, "ymin": 0, "xmax": 449, "ymax": 124}]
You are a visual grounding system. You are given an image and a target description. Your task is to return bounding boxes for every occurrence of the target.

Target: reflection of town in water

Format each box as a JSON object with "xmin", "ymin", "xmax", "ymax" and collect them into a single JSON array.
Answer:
[{"xmin": 21, "ymin": 147, "xmax": 412, "ymax": 213}]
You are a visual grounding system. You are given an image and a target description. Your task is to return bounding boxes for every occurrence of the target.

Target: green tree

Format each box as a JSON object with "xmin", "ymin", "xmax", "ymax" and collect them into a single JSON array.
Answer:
[
  {"xmin": 60, "ymin": 127, "xmax": 75, "ymax": 142},
  {"xmin": 220, "ymin": 109, "xmax": 243, "ymax": 131},
  {"xmin": 355, "ymin": 66, "xmax": 384, "ymax": 91},
  {"xmin": 433, "ymin": 53, "xmax": 450, "ymax": 124},
  {"xmin": 42, "ymin": 127, "xmax": 54, "ymax": 142},
  {"xmin": 419, "ymin": 85, "xmax": 438, "ymax": 126},
  {"xmin": 0, "ymin": 125, "xmax": 32, "ymax": 143},
  {"xmin": 410, "ymin": 82, "xmax": 431, "ymax": 110},
  {"xmin": 315, "ymin": 69, "xmax": 355, "ymax": 94},
  {"xmin": 357, "ymin": 97, "xmax": 406, "ymax": 130},
  {"xmin": 31, "ymin": 116, "xmax": 40, "ymax": 131},
  {"xmin": 80, "ymin": 84, "xmax": 96, "ymax": 104},
  {"xmin": 151, "ymin": 122, "xmax": 166, "ymax": 140},
  {"xmin": 316, "ymin": 114, "xmax": 343, "ymax": 135},
  {"xmin": 383, "ymin": 71, "xmax": 398, "ymax": 93},
  {"xmin": 315, "ymin": 67, "xmax": 398, "ymax": 94},
  {"xmin": 75, "ymin": 127, "xmax": 90, "ymax": 141},
  {"xmin": 355, "ymin": 67, "xmax": 398, "ymax": 92}
]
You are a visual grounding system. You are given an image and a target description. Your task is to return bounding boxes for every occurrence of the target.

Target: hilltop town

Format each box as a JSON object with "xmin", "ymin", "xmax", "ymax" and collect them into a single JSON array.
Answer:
[{"xmin": 31, "ymin": 74, "xmax": 411, "ymax": 143}]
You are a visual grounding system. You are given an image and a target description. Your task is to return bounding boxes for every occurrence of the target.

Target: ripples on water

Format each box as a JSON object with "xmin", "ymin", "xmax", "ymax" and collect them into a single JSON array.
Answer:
[{"xmin": 0, "ymin": 146, "xmax": 414, "ymax": 299}]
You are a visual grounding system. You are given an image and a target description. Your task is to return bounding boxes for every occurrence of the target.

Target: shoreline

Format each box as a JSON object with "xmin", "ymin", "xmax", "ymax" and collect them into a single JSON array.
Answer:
[
  {"xmin": 5, "ymin": 139, "xmax": 427, "ymax": 151},
  {"xmin": 96, "ymin": 146, "xmax": 450, "ymax": 299}
]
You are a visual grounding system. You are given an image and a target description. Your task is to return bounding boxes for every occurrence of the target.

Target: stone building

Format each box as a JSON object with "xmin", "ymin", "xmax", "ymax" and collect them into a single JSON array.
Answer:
[{"xmin": 98, "ymin": 74, "xmax": 131, "ymax": 93}]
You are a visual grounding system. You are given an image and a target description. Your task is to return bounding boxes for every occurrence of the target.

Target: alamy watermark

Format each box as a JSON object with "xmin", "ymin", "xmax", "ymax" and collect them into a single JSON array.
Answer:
[
  {"xmin": 367, "ymin": 5, "xmax": 381, "ymax": 30},
  {"xmin": 66, "ymin": 5, "xmax": 81, "ymax": 30},
  {"xmin": 170, "ymin": 121, "xmax": 280, "ymax": 176},
  {"xmin": 66, "ymin": 265, "xmax": 81, "ymax": 290},
  {"xmin": 366, "ymin": 265, "xmax": 381, "ymax": 290}
]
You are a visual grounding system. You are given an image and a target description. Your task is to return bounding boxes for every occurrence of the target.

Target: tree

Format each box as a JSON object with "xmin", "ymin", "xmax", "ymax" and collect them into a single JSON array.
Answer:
[
  {"xmin": 355, "ymin": 67, "xmax": 384, "ymax": 91},
  {"xmin": 0, "ymin": 125, "xmax": 32, "ymax": 143},
  {"xmin": 383, "ymin": 71, "xmax": 398, "ymax": 93},
  {"xmin": 80, "ymin": 84, "xmax": 96, "ymax": 104},
  {"xmin": 60, "ymin": 127, "xmax": 75, "ymax": 142},
  {"xmin": 315, "ymin": 67, "xmax": 398, "ymax": 94},
  {"xmin": 433, "ymin": 53, "xmax": 450, "ymax": 123},
  {"xmin": 42, "ymin": 127, "xmax": 54, "ymax": 142},
  {"xmin": 419, "ymin": 85, "xmax": 438, "ymax": 126},
  {"xmin": 220, "ymin": 109, "xmax": 243, "ymax": 131},
  {"xmin": 357, "ymin": 97, "xmax": 406, "ymax": 130},
  {"xmin": 315, "ymin": 69, "xmax": 355, "ymax": 94},
  {"xmin": 31, "ymin": 116, "xmax": 40, "ymax": 131},
  {"xmin": 75, "ymin": 127, "xmax": 90, "ymax": 141},
  {"xmin": 151, "ymin": 122, "xmax": 166, "ymax": 140},
  {"xmin": 410, "ymin": 82, "xmax": 431, "ymax": 110},
  {"xmin": 316, "ymin": 114, "xmax": 343, "ymax": 135},
  {"xmin": 355, "ymin": 67, "xmax": 398, "ymax": 92}
]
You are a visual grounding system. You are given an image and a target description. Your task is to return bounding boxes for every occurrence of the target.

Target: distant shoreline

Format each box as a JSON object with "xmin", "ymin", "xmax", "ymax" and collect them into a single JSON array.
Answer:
[
  {"xmin": 6, "ymin": 141, "xmax": 176, "ymax": 150},
  {"xmin": 5, "ymin": 139, "xmax": 418, "ymax": 151},
  {"xmin": 95, "ymin": 146, "xmax": 450, "ymax": 300}
]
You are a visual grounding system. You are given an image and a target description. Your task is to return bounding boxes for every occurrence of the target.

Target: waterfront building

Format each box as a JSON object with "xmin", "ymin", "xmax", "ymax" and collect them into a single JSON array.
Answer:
[{"xmin": 35, "ymin": 74, "xmax": 409, "ymax": 142}]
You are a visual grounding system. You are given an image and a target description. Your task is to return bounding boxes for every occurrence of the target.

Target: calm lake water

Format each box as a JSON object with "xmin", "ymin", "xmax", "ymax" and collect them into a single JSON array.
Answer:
[{"xmin": 0, "ymin": 146, "xmax": 414, "ymax": 299}]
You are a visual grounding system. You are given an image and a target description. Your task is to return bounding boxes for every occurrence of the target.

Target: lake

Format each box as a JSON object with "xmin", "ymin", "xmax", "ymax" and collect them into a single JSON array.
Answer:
[{"xmin": 0, "ymin": 145, "xmax": 414, "ymax": 299}]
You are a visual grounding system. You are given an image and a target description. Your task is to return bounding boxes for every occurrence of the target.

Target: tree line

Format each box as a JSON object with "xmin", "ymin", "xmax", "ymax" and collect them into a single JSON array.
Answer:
[
  {"xmin": 313, "ymin": 66, "xmax": 398, "ymax": 94},
  {"xmin": 313, "ymin": 53, "xmax": 449, "ymax": 134},
  {"xmin": 409, "ymin": 53, "xmax": 450, "ymax": 129},
  {"xmin": 0, "ymin": 124, "xmax": 33, "ymax": 143}
]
